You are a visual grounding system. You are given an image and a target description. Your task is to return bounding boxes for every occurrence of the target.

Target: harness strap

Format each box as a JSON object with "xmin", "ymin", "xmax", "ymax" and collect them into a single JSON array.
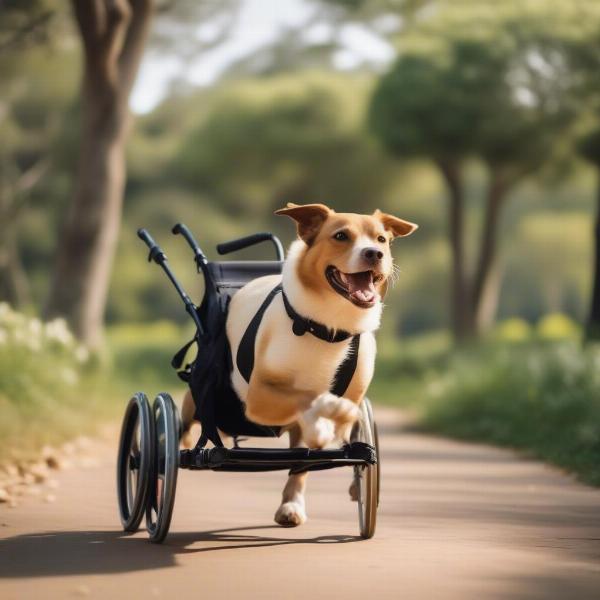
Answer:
[
  {"xmin": 330, "ymin": 334, "xmax": 360, "ymax": 397},
  {"xmin": 236, "ymin": 283, "xmax": 360, "ymax": 397},
  {"xmin": 171, "ymin": 338, "xmax": 196, "ymax": 373},
  {"xmin": 236, "ymin": 284, "xmax": 283, "ymax": 384}
]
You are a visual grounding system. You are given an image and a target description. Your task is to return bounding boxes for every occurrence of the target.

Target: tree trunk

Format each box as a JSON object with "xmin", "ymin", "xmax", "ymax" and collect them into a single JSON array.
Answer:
[
  {"xmin": 0, "ymin": 235, "xmax": 31, "ymax": 308},
  {"xmin": 0, "ymin": 157, "xmax": 48, "ymax": 308},
  {"xmin": 44, "ymin": 0, "xmax": 152, "ymax": 347},
  {"xmin": 471, "ymin": 172, "xmax": 508, "ymax": 335},
  {"xmin": 45, "ymin": 83, "xmax": 128, "ymax": 345},
  {"xmin": 586, "ymin": 168, "xmax": 600, "ymax": 341},
  {"xmin": 438, "ymin": 160, "xmax": 472, "ymax": 342}
]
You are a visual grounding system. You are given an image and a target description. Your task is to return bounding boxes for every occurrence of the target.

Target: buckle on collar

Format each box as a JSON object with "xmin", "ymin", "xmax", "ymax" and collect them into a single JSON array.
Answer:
[{"xmin": 292, "ymin": 319, "xmax": 307, "ymax": 336}]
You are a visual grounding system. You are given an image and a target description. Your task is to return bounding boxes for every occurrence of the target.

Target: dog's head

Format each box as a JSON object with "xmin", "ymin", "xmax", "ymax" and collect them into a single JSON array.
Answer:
[{"xmin": 275, "ymin": 203, "xmax": 417, "ymax": 309}]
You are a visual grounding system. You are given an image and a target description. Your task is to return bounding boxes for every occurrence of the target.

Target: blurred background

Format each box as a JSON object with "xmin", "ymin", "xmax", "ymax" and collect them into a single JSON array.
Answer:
[{"xmin": 2, "ymin": 0, "xmax": 600, "ymax": 483}]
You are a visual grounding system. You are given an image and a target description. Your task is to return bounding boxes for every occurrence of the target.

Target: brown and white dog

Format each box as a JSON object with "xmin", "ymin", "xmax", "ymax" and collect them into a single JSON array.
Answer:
[{"xmin": 182, "ymin": 202, "xmax": 417, "ymax": 527}]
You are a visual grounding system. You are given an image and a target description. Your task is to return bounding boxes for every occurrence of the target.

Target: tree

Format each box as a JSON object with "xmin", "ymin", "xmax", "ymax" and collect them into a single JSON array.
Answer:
[
  {"xmin": 369, "ymin": 16, "xmax": 579, "ymax": 340},
  {"xmin": 173, "ymin": 75, "xmax": 396, "ymax": 219},
  {"xmin": 0, "ymin": 1, "xmax": 69, "ymax": 307},
  {"xmin": 579, "ymin": 130, "xmax": 600, "ymax": 340},
  {"xmin": 370, "ymin": 51, "xmax": 475, "ymax": 339},
  {"xmin": 44, "ymin": 0, "xmax": 153, "ymax": 347}
]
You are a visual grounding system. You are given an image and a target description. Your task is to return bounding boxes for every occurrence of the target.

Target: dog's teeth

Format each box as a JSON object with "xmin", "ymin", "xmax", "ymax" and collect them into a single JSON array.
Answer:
[{"xmin": 340, "ymin": 272, "xmax": 348, "ymax": 285}]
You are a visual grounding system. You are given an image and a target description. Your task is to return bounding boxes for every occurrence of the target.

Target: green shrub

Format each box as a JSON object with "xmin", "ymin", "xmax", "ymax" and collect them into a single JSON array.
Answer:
[
  {"xmin": 107, "ymin": 320, "xmax": 191, "ymax": 391},
  {"xmin": 0, "ymin": 304, "xmax": 101, "ymax": 461},
  {"xmin": 421, "ymin": 342, "xmax": 600, "ymax": 485},
  {"xmin": 536, "ymin": 313, "xmax": 581, "ymax": 341},
  {"xmin": 494, "ymin": 317, "xmax": 532, "ymax": 342}
]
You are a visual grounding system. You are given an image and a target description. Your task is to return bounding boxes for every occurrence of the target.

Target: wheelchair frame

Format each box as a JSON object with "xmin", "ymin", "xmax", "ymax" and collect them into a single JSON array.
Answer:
[{"xmin": 116, "ymin": 223, "xmax": 380, "ymax": 543}]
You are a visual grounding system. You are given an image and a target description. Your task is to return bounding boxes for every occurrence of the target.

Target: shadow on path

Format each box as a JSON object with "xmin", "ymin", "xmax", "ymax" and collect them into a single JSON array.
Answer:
[{"xmin": 0, "ymin": 525, "xmax": 360, "ymax": 578}]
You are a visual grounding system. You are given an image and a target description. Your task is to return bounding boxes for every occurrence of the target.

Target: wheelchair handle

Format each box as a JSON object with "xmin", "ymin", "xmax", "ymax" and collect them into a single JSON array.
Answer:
[
  {"xmin": 217, "ymin": 232, "xmax": 284, "ymax": 261},
  {"xmin": 137, "ymin": 228, "xmax": 166, "ymax": 264},
  {"xmin": 137, "ymin": 227, "xmax": 204, "ymax": 334},
  {"xmin": 172, "ymin": 223, "xmax": 208, "ymax": 269}
]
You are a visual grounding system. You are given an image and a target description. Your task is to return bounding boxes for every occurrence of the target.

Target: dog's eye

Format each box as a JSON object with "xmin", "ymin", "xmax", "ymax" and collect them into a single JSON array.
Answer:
[
  {"xmin": 333, "ymin": 231, "xmax": 349, "ymax": 241},
  {"xmin": 377, "ymin": 235, "xmax": 387, "ymax": 244}
]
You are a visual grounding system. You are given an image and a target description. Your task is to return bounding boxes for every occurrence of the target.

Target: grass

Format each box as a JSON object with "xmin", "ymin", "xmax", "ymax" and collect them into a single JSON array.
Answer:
[
  {"xmin": 0, "ymin": 308, "xmax": 188, "ymax": 465},
  {"xmin": 372, "ymin": 329, "xmax": 600, "ymax": 486}
]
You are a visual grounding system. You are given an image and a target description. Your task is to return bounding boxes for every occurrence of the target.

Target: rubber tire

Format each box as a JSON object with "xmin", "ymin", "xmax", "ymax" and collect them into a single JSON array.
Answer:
[
  {"xmin": 352, "ymin": 398, "xmax": 379, "ymax": 539},
  {"xmin": 117, "ymin": 393, "xmax": 155, "ymax": 532},
  {"xmin": 146, "ymin": 393, "xmax": 180, "ymax": 543}
]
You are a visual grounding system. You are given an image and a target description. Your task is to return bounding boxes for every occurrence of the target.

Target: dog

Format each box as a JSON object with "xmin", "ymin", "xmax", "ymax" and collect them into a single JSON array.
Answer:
[{"xmin": 182, "ymin": 202, "xmax": 417, "ymax": 527}]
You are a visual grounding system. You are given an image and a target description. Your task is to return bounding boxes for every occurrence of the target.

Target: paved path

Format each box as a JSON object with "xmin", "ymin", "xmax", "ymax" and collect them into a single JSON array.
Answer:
[{"xmin": 1, "ymin": 408, "xmax": 600, "ymax": 599}]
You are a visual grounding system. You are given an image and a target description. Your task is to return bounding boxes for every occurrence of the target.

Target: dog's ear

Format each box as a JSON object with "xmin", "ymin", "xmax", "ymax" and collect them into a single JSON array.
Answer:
[
  {"xmin": 274, "ymin": 203, "xmax": 332, "ymax": 244},
  {"xmin": 373, "ymin": 209, "xmax": 418, "ymax": 238}
]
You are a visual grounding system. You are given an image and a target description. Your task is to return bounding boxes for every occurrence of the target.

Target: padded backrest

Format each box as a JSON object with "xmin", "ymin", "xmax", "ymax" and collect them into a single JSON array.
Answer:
[{"xmin": 207, "ymin": 261, "xmax": 283, "ymax": 294}]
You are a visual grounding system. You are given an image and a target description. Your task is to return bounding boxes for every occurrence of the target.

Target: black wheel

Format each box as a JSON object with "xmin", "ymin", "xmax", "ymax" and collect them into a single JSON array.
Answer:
[
  {"xmin": 146, "ymin": 393, "xmax": 179, "ymax": 543},
  {"xmin": 351, "ymin": 397, "xmax": 379, "ymax": 539},
  {"xmin": 117, "ymin": 393, "xmax": 154, "ymax": 532}
]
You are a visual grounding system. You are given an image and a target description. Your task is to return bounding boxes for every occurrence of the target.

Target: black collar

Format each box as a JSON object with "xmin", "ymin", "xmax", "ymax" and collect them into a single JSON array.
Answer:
[{"xmin": 280, "ymin": 287, "xmax": 353, "ymax": 343}]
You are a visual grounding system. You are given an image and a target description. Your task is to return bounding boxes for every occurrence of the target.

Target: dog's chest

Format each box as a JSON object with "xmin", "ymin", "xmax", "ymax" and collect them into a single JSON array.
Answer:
[{"xmin": 262, "ymin": 324, "xmax": 350, "ymax": 392}]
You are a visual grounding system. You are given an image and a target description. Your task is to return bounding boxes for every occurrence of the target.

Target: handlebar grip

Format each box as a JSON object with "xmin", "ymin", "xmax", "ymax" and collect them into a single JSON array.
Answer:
[
  {"xmin": 172, "ymin": 222, "xmax": 208, "ymax": 267},
  {"xmin": 217, "ymin": 233, "xmax": 276, "ymax": 256},
  {"xmin": 137, "ymin": 228, "xmax": 157, "ymax": 249},
  {"xmin": 137, "ymin": 228, "xmax": 165, "ymax": 263},
  {"xmin": 172, "ymin": 223, "xmax": 189, "ymax": 237}
]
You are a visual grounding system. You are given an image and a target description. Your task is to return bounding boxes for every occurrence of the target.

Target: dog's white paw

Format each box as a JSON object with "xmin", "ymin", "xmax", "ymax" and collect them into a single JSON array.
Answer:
[
  {"xmin": 313, "ymin": 393, "xmax": 360, "ymax": 424},
  {"xmin": 275, "ymin": 501, "xmax": 307, "ymax": 527},
  {"xmin": 299, "ymin": 415, "xmax": 335, "ymax": 449},
  {"xmin": 336, "ymin": 421, "xmax": 354, "ymax": 444}
]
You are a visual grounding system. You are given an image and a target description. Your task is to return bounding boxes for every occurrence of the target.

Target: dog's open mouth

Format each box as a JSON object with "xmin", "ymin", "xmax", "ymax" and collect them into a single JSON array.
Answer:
[{"xmin": 326, "ymin": 266, "xmax": 383, "ymax": 308}]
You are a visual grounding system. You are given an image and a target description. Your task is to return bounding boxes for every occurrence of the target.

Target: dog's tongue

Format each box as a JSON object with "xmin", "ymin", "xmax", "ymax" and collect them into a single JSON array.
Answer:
[{"xmin": 344, "ymin": 271, "xmax": 376, "ymax": 303}]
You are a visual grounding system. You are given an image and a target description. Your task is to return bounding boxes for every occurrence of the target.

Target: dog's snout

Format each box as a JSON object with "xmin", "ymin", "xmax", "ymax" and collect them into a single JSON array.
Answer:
[{"xmin": 362, "ymin": 247, "xmax": 383, "ymax": 263}]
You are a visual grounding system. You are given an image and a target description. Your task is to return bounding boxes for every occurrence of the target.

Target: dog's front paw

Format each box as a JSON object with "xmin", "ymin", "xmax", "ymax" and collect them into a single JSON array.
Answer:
[
  {"xmin": 275, "ymin": 501, "xmax": 307, "ymax": 527},
  {"xmin": 299, "ymin": 415, "xmax": 335, "ymax": 448}
]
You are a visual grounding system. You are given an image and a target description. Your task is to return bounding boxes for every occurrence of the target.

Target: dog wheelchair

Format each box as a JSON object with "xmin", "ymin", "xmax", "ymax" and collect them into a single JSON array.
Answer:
[{"xmin": 116, "ymin": 223, "xmax": 380, "ymax": 543}]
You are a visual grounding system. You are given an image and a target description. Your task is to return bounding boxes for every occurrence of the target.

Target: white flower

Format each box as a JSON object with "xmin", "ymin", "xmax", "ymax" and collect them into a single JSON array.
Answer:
[
  {"xmin": 75, "ymin": 345, "xmax": 89, "ymax": 364},
  {"xmin": 25, "ymin": 336, "xmax": 42, "ymax": 352},
  {"xmin": 45, "ymin": 319, "xmax": 74, "ymax": 347},
  {"xmin": 0, "ymin": 303, "xmax": 12, "ymax": 320},
  {"xmin": 13, "ymin": 328, "xmax": 27, "ymax": 345},
  {"xmin": 60, "ymin": 367, "xmax": 78, "ymax": 386},
  {"xmin": 28, "ymin": 318, "xmax": 42, "ymax": 337}
]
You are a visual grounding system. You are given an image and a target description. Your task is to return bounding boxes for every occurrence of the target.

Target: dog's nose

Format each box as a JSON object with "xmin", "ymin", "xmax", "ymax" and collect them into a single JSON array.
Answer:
[{"xmin": 361, "ymin": 247, "xmax": 383, "ymax": 264}]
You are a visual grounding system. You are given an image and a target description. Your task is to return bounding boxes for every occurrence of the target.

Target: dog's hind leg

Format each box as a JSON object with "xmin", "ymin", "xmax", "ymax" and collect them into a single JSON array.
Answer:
[
  {"xmin": 274, "ymin": 424, "xmax": 308, "ymax": 527},
  {"xmin": 180, "ymin": 390, "xmax": 197, "ymax": 449}
]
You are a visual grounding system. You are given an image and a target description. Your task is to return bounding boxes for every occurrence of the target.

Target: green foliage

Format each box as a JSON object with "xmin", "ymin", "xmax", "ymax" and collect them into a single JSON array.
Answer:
[
  {"xmin": 369, "ymin": 11, "xmax": 581, "ymax": 174},
  {"xmin": 0, "ymin": 305, "xmax": 186, "ymax": 462},
  {"xmin": 420, "ymin": 341, "xmax": 600, "ymax": 485},
  {"xmin": 0, "ymin": 304, "xmax": 99, "ymax": 460},
  {"xmin": 494, "ymin": 317, "xmax": 532, "ymax": 342},
  {"xmin": 537, "ymin": 312, "xmax": 581, "ymax": 340},
  {"xmin": 373, "ymin": 330, "xmax": 600, "ymax": 486},
  {"xmin": 172, "ymin": 74, "xmax": 395, "ymax": 216},
  {"xmin": 578, "ymin": 129, "xmax": 600, "ymax": 167},
  {"xmin": 4, "ymin": 0, "xmax": 600, "ymax": 337},
  {"xmin": 107, "ymin": 320, "xmax": 190, "ymax": 390}
]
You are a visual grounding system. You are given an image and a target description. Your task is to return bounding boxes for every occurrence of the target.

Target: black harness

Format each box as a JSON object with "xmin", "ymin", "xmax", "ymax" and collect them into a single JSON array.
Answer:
[
  {"xmin": 236, "ymin": 284, "xmax": 360, "ymax": 397},
  {"xmin": 173, "ymin": 283, "xmax": 360, "ymax": 448}
]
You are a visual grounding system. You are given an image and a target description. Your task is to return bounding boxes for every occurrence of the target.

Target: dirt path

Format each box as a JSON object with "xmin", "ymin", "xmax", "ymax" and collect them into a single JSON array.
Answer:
[{"xmin": 1, "ymin": 407, "xmax": 599, "ymax": 600}]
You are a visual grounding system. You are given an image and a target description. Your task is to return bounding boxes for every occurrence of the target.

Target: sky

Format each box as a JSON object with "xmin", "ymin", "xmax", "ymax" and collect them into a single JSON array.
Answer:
[{"xmin": 131, "ymin": 0, "xmax": 396, "ymax": 114}]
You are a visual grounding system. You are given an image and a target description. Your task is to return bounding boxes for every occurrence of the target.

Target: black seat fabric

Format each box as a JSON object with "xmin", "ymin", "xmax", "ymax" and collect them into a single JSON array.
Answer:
[
  {"xmin": 207, "ymin": 261, "xmax": 283, "ymax": 291},
  {"xmin": 176, "ymin": 260, "xmax": 284, "ymax": 447}
]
